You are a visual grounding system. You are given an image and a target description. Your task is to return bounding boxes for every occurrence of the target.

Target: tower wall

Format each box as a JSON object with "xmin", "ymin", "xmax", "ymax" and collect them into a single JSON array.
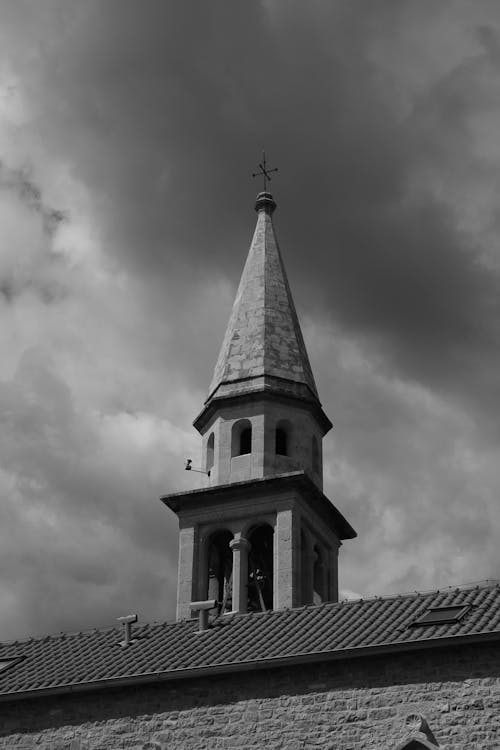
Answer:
[{"xmin": 200, "ymin": 399, "xmax": 324, "ymax": 489}]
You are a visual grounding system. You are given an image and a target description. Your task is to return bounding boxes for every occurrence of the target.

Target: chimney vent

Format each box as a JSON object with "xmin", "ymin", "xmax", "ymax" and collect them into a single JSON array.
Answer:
[
  {"xmin": 190, "ymin": 600, "xmax": 218, "ymax": 632},
  {"xmin": 117, "ymin": 614, "xmax": 138, "ymax": 646}
]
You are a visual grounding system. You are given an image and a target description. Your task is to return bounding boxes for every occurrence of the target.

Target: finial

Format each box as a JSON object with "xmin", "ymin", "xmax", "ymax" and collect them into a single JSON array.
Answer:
[
  {"xmin": 252, "ymin": 151, "xmax": 278, "ymax": 192},
  {"xmin": 252, "ymin": 151, "xmax": 278, "ymax": 214}
]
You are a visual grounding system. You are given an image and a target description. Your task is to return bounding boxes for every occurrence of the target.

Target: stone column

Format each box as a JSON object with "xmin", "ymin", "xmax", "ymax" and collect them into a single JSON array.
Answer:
[
  {"xmin": 176, "ymin": 525, "xmax": 197, "ymax": 620},
  {"xmin": 229, "ymin": 534, "xmax": 251, "ymax": 613},
  {"xmin": 275, "ymin": 508, "xmax": 299, "ymax": 610}
]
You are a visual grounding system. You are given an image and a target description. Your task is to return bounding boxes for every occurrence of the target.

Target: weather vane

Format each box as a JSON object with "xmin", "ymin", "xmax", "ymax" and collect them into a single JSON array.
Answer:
[{"xmin": 252, "ymin": 151, "xmax": 278, "ymax": 192}]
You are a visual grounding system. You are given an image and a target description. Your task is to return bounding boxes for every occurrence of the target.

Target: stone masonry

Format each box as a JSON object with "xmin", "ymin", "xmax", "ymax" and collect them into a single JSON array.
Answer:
[{"xmin": 1, "ymin": 643, "xmax": 499, "ymax": 749}]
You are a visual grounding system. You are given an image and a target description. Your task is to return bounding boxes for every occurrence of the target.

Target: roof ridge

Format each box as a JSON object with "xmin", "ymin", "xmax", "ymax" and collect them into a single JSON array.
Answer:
[
  {"xmin": 2, "ymin": 581, "xmax": 498, "ymax": 649},
  {"xmin": 0, "ymin": 625, "xmax": 118, "ymax": 648},
  {"xmin": 338, "ymin": 580, "xmax": 500, "ymax": 606},
  {"xmin": 0, "ymin": 616, "xmax": 204, "ymax": 649}
]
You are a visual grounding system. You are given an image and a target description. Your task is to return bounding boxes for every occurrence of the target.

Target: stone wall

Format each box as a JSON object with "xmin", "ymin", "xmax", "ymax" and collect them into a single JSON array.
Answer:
[{"xmin": 1, "ymin": 643, "xmax": 499, "ymax": 750}]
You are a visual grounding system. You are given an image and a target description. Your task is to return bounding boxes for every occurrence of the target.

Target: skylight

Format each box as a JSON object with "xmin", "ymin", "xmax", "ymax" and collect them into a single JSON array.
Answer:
[{"xmin": 409, "ymin": 605, "xmax": 470, "ymax": 627}]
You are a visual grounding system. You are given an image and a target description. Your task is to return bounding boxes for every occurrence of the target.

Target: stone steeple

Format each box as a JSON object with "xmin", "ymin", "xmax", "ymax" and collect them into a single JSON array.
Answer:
[
  {"xmin": 194, "ymin": 191, "xmax": 331, "ymax": 447},
  {"xmin": 163, "ymin": 189, "xmax": 355, "ymax": 621},
  {"xmin": 208, "ymin": 191, "xmax": 318, "ymax": 404}
]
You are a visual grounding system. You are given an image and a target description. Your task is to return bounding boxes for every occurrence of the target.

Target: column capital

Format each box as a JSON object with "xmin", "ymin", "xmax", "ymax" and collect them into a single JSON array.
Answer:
[{"xmin": 230, "ymin": 536, "xmax": 251, "ymax": 552}]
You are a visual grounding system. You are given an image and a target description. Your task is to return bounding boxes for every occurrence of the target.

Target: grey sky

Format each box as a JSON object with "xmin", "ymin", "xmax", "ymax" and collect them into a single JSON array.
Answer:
[{"xmin": 0, "ymin": 0, "xmax": 499, "ymax": 640}]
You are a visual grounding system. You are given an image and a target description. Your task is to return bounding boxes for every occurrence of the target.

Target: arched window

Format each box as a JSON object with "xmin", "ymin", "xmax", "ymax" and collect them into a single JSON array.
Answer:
[
  {"xmin": 207, "ymin": 530, "xmax": 233, "ymax": 611},
  {"xmin": 247, "ymin": 524, "xmax": 274, "ymax": 612},
  {"xmin": 275, "ymin": 428, "xmax": 288, "ymax": 456},
  {"xmin": 231, "ymin": 419, "xmax": 252, "ymax": 457},
  {"xmin": 206, "ymin": 433, "xmax": 215, "ymax": 474},
  {"xmin": 312, "ymin": 435, "xmax": 320, "ymax": 474},
  {"xmin": 240, "ymin": 427, "xmax": 252, "ymax": 455},
  {"xmin": 275, "ymin": 420, "xmax": 291, "ymax": 456}
]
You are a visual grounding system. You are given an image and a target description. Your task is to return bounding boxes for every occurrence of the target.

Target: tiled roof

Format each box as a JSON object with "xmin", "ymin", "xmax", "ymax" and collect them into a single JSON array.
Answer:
[{"xmin": 1, "ymin": 583, "xmax": 500, "ymax": 701}]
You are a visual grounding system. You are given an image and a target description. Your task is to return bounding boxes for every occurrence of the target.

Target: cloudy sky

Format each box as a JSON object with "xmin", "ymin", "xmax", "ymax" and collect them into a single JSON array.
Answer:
[{"xmin": 1, "ymin": 0, "xmax": 500, "ymax": 641}]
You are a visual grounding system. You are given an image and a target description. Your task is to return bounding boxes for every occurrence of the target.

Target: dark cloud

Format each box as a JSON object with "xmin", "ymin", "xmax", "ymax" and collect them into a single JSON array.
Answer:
[
  {"xmin": 6, "ymin": 0, "xmax": 497, "ymax": 411},
  {"xmin": 0, "ymin": 347, "xmax": 185, "ymax": 638},
  {"xmin": 1, "ymin": 0, "xmax": 500, "ymax": 637}
]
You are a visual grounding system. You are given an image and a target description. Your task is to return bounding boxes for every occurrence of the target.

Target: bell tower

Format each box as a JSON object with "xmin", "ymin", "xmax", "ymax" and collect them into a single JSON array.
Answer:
[{"xmin": 162, "ymin": 189, "xmax": 356, "ymax": 620}]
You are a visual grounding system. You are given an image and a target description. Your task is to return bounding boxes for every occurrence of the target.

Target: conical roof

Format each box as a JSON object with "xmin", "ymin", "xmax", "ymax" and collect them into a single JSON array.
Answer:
[{"xmin": 207, "ymin": 192, "xmax": 318, "ymax": 403}]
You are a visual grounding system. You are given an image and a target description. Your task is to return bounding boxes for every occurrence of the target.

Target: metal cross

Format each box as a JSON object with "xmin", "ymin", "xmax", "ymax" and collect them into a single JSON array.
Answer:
[{"xmin": 252, "ymin": 151, "xmax": 278, "ymax": 192}]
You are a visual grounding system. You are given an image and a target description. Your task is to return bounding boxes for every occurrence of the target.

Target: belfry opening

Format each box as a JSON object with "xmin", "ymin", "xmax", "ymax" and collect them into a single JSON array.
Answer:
[
  {"xmin": 247, "ymin": 525, "xmax": 274, "ymax": 612},
  {"xmin": 206, "ymin": 530, "xmax": 233, "ymax": 610}
]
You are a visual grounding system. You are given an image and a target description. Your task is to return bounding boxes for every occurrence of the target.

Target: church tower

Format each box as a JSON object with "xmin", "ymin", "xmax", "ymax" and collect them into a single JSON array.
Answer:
[{"xmin": 162, "ymin": 190, "xmax": 356, "ymax": 620}]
